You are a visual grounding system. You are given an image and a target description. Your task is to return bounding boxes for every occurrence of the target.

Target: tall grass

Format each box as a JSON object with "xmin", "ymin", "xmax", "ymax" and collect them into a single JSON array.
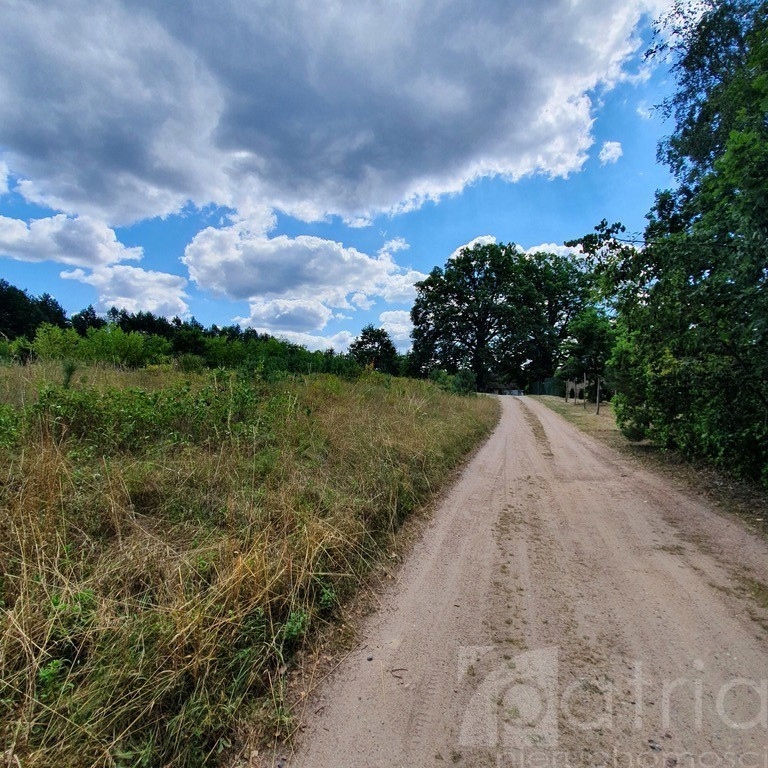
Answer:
[{"xmin": 0, "ymin": 365, "xmax": 499, "ymax": 767}]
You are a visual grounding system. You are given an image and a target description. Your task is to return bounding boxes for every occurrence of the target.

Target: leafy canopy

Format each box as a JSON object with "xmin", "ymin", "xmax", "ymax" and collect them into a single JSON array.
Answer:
[
  {"xmin": 572, "ymin": 0, "xmax": 768, "ymax": 485},
  {"xmin": 410, "ymin": 242, "xmax": 591, "ymax": 391}
]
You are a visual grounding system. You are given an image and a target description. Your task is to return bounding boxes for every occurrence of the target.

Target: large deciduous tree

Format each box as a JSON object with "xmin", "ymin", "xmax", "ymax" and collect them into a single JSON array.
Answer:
[
  {"xmin": 410, "ymin": 242, "xmax": 590, "ymax": 391},
  {"xmin": 573, "ymin": 0, "xmax": 768, "ymax": 485}
]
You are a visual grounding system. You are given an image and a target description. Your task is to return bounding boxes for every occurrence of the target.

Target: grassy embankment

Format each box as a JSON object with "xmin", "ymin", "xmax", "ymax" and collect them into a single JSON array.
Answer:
[{"xmin": 0, "ymin": 363, "xmax": 499, "ymax": 767}]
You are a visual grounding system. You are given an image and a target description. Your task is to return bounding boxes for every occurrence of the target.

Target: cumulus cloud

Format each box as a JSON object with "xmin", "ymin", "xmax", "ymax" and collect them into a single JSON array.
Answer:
[
  {"xmin": 181, "ymin": 221, "xmax": 427, "ymax": 337},
  {"xmin": 450, "ymin": 235, "xmax": 497, "ymax": 260},
  {"xmin": 599, "ymin": 141, "xmax": 624, "ymax": 165},
  {"xmin": 61, "ymin": 264, "xmax": 188, "ymax": 317},
  {"xmin": 237, "ymin": 299, "xmax": 333, "ymax": 333},
  {"xmin": 379, "ymin": 310, "xmax": 413, "ymax": 349},
  {"xmin": 182, "ymin": 224, "xmax": 426, "ymax": 310},
  {"xmin": 350, "ymin": 292, "xmax": 374, "ymax": 310},
  {"xmin": 0, "ymin": 214, "xmax": 142, "ymax": 267},
  {"xmin": 0, "ymin": 0, "xmax": 671, "ymax": 225}
]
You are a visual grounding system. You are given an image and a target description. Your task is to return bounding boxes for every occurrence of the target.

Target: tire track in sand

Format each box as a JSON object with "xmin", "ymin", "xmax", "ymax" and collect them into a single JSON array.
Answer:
[{"xmin": 255, "ymin": 396, "xmax": 768, "ymax": 768}]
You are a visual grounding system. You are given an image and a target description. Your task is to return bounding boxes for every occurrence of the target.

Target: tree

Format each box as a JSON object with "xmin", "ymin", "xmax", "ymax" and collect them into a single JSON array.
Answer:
[
  {"xmin": 71, "ymin": 305, "xmax": 107, "ymax": 336},
  {"xmin": 116, "ymin": 309, "xmax": 174, "ymax": 338},
  {"xmin": 557, "ymin": 307, "xmax": 615, "ymax": 409},
  {"xmin": 572, "ymin": 1, "xmax": 768, "ymax": 484},
  {"xmin": 0, "ymin": 279, "xmax": 46, "ymax": 339},
  {"xmin": 36, "ymin": 293, "xmax": 68, "ymax": 328},
  {"xmin": 410, "ymin": 242, "xmax": 590, "ymax": 391},
  {"xmin": 32, "ymin": 323, "xmax": 81, "ymax": 360},
  {"xmin": 348, "ymin": 325, "xmax": 399, "ymax": 374}
]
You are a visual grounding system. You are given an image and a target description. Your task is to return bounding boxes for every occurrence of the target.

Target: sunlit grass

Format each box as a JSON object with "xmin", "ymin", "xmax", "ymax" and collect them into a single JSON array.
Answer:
[{"xmin": 0, "ymin": 365, "xmax": 499, "ymax": 767}]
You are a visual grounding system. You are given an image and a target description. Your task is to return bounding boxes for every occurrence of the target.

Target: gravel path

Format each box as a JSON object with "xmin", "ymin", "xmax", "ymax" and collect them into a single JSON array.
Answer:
[{"xmin": 263, "ymin": 396, "xmax": 768, "ymax": 767}]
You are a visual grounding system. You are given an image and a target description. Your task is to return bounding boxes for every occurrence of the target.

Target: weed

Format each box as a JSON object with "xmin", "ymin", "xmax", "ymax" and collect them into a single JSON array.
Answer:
[{"xmin": 0, "ymin": 365, "xmax": 499, "ymax": 767}]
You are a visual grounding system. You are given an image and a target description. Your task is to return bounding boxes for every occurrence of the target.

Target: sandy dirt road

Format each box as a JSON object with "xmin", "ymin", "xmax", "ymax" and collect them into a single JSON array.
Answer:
[{"xmin": 271, "ymin": 396, "xmax": 768, "ymax": 768}]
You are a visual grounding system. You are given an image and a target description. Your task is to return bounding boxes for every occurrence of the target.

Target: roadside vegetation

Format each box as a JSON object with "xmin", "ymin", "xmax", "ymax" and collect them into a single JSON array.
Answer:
[
  {"xmin": 0, "ymin": 362, "xmax": 499, "ymax": 767},
  {"xmin": 569, "ymin": 1, "xmax": 768, "ymax": 488}
]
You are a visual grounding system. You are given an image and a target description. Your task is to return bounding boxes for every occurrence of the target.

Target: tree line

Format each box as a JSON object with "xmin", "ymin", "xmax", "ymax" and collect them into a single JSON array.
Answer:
[
  {"xmin": 0, "ymin": 280, "xmax": 479, "ymax": 391},
  {"xmin": 572, "ymin": 0, "xmax": 767, "ymax": 485},
  {"xmin": 0, "ymin": 282, "xmax": 362, "ymax": 378},
  {"xmin": 410, "ymin": 0, "xmax": 767, "ymax": 486},
  {"xmin": 2, "ymin": 2, "xmax": 764, "ymax": 482}
]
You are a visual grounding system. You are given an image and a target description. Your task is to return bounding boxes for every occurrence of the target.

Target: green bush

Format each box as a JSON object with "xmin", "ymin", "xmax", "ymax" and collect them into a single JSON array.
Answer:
[{"xmin": 0, "ymin": 403, "xmax": 19, "ymax": 448}]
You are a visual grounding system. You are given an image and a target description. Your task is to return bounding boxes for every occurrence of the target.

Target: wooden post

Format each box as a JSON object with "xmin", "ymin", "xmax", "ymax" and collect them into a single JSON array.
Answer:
[
  {"xmin": 596, "ymin": 376, "xmax": 601, "ymax": 415},
  {"xmin": 583, "ymin": 372, "xmax": 587, "ymax": 410}
]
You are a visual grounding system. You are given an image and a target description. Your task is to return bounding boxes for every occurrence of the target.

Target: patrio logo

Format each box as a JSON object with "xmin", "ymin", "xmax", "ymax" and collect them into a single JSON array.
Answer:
[{"xmin": 458, "ymin": 645, "xmax": 559, "ymax": 750}]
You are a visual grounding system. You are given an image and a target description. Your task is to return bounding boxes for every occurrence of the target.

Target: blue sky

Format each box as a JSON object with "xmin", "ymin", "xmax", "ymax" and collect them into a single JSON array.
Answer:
[{"xmin": 0, "ymin": 0, "xmax": 676, "ymax": 350}]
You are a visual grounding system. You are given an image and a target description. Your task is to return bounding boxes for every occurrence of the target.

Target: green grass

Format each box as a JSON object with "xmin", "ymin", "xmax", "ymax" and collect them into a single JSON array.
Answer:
[{"xmin": 0, "ymin": 365, "xmax": 499, "ymax": 767}]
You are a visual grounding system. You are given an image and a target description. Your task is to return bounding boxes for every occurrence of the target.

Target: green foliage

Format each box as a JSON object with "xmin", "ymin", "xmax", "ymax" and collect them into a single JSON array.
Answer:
[
  {"xmin": 33, "ymin": 323, "xmax": 82, "ymax": 360},
  {"xmin": 411, "ymin": 243, "xmax": 591, "ymax": 390},
  {"xmin": 31, "ymin": 376, "xmax": 282, "ymax": 454},
  {"xmin": 557, "ymin": 307, "xmax": 616, "ymax": 397},
  {"xmin": 574, "ymin": 1, "xmax": 768, "ymax": 484},
  {"xmin": 80, "ymin": 325, "xmax": 172, "ymax": 367},
  {"xmin": 0, "ymin": 403, "xmax": 20, "ymax": 448},
  {"xmin": 279, "ymin": 609, "xmax": 309, "ymax": 647},
  {"xmin": 71, "ymin": 304, "xmax": 107, "ymax": 336},
  {"xmin": 177, "ymin": 352, "xmax": 207, "ymax": 373},
  {"xmin": 429, "ymin": 367, "xmax": 477, "ymax": 395},
  {"xmin": 0, "ymin": 280, "xmax": 368, "ymax": 385},
  {"xmin": 348, "ymin": 324, "xmax": 400, "ymax": 374},
  {"xmin": 0, "ymin": 279, "xmax": 47, "ymax": 340}
]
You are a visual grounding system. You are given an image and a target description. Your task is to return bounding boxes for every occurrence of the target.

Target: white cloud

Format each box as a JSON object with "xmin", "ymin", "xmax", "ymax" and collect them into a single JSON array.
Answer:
[
  {"xmin": 61, "ymin": 265, "xmax": 188, "ymax": 317},
  {"xmin": 379, "ymin": 310, "xmax": 413, "ymax": 348},
  {"xmin": 379, "ymin": 238, "xmax": 410, "ymax": 257},
  {"xmin": 0, "ymin": 161, "xmax": 8, "ymax": 195},
  {"xmin": 237, "ymin": 298, "xmax": 333, "ymax": 333},
  {"xmin": 0, "ymin": 0, "xmax": 673, "ymax": 226},
  {"xmin": 599, "ymin": 140, "xmax": 624, "ymax": 165},
  {"xmin": 350, "ymin": 292, "xmax": 374, "ymax": 310},
  {"xmin": 450, "ymin": 235, "xmax": 497, "ymax": 260},
  {"xmin": 0, "ymin": 214, "xmax": 142, "ymax": 267},
  {"xmin": 182, "ymin": 222, "xmax": 426, "ymax": 309},
  {"xmin": 258, "ymin": 329, "xmax": 355, "ymax": 353},
  {"xmin": 524, "ymin": 242, "xmax": 583, "ymax": 258},
  {"xmin": 636, "ymin": 101, "xmax": 653, "ymax": 120}
]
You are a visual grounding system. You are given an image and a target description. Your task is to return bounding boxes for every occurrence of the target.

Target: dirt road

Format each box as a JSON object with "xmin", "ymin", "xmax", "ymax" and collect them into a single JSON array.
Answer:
[{"xmin": 274, "ymin": 396, "xmax": 768, "ymax": 767}]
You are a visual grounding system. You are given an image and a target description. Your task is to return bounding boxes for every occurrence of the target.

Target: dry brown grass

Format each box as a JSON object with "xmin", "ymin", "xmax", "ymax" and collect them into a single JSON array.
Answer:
[{"xmin": 0, "ymin": 367, "xmax": 500, "ymax": 767}]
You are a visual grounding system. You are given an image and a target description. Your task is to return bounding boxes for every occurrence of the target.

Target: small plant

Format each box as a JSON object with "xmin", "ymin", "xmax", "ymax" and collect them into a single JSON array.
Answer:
[
  {"xmin": 178, "ymin": 353, "xmax": 206, "ymax": 373},
  {"xmin": 62, "ymin": 359, "xmax": 78, "ymax": 388},
  {"xmin": 36, "ymin": 658, "xmax": 73, "ymax": 703},
  {"xmin": 280, "ymin": 609, "xmax": 309, "ymax": 646},
  {"xmin": 319, "ymin": 584, "xmax": 337, "ymax": 612}
]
